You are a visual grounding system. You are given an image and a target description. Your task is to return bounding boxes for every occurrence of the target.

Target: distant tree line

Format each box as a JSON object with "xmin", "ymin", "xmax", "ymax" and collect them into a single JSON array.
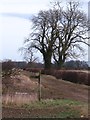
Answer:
[
  {"xmin": 63, "ymin": 60, "xmax": 88, "ymax": 70},
  {"xmin": 1, "ymin": 60, "xmax": 89, "ymax": 74}
]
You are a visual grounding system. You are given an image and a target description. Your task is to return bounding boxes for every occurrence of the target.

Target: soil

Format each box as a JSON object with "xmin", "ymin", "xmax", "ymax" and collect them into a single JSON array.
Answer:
[
  {"xmin": 40, "ymin": 75, "xmax": 88, "ymax": 102},
  {"xmin": 2, "ymin": 70, "xmax": 89, "ymax": 118},
  {"xmin": 2, "ymin": 106, "xmax": 68, "ymax": 118}
]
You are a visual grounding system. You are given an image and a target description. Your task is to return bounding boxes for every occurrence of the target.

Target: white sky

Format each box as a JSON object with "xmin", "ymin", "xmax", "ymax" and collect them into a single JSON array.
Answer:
[
  {"xmin": 0, "ymin": 0, "xmax": 50, "ymax": 14},
  {"xmin": 0, "ymin": 0, "xmax": 89, "ymax": 62}
]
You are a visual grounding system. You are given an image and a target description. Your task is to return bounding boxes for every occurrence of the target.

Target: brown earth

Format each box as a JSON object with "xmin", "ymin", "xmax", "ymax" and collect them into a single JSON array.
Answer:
[
  {"xmin": 40, "ymin": 75, "xmax": 88, "ymax": 102},
  {"xmin": 2, "ymin": 70, "xmax": 89, "ymax": 118},
  {"xmin": 2, "ymin": 106, "xmax": 68, "ymax": 118}
]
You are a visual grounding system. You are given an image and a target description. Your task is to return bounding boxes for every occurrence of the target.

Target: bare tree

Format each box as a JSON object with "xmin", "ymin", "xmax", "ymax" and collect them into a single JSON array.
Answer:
[
  {"xmin": 53, "ymin": 1, "xmax": 89, "ymax": 68},
  {"xmin": 19, "ymin": 47, "xmax": 38, "ymax": 63},
  {"xmin": 23, "ymin": 1, "xmax": 90, "ymax": 69},
  {"xmin": 24, "ymin": 9, "xmax": 61, "ymax": 69}
]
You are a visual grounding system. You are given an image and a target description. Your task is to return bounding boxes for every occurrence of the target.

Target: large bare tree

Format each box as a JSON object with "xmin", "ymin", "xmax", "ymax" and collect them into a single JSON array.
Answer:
[
  {"xmin": 53, "ymin": 1, "xmax": 89, "ymax": 68},
  {"xmin": 24, "ymin": 9, "xmax": 61, "ymax": 69},
  {"xmin": 23, "ymin": 1, "xmax": 89, "ymax": 69}
]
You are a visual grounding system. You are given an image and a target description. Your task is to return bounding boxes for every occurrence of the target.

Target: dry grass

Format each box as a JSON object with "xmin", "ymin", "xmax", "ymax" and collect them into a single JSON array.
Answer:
[
  {"xmin": 2, "ymin": 92, "xmax": 38, "ymax": 105},
  {"xmin": 3, "ymin": 99, "xmax": 89, "ymax": 118},
  {"xmin": 2, "ymin": 69, "xmax": 89, "ymax": 118}
]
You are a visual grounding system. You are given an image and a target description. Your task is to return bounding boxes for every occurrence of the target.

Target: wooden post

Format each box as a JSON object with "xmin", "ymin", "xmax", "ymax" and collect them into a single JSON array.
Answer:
[{"xmin": 38, "ymin": 70, "xmax": 41, "ymax": 101}]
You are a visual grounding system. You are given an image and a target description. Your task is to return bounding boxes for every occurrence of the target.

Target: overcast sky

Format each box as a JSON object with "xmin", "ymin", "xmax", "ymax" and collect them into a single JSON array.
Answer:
[{"xmin": 0, "ymin": 0, "xmax": 89, "ymax": 62}]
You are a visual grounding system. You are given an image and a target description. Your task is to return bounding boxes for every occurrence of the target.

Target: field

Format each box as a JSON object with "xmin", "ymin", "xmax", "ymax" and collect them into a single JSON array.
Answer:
[{"xmin": 2, "ymin": 69, "xmax": 89, "ymax": 118}]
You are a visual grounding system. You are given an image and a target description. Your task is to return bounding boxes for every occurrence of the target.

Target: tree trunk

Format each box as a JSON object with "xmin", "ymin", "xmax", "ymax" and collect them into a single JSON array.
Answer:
[
  {"xmin": 57, "ymin": 55, "xmax": 65, "ymax": 69},
  {"xmin": 57, "ymin": 61, "xmax": 64, "ymax": 69},
  {"xmin": 44, "ymin": 61, "xmax": 51, "ymax": 69},
  {"xmin": 43, "ymin": 53, "xmax": 52, "ymax": 70}
]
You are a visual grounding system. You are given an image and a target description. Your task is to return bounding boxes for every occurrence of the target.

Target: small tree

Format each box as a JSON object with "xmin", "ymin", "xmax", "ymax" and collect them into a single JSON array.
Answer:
[{"xmin": 19, "ymin": 47, "xmax": 38, "ymax": 63}]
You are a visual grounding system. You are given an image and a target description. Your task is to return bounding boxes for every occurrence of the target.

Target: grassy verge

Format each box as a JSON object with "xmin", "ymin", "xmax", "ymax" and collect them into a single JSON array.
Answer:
[
  {"xmin": 21, "ymin": 99, "xmax": 83, "ymax": 109},
  {"xmin": 21, "ymin": 99, "xmax": 88, "ymax": 118},
  {"xmin": 3, "ymin": 99, "xmax": 88, "ymax": 118}
]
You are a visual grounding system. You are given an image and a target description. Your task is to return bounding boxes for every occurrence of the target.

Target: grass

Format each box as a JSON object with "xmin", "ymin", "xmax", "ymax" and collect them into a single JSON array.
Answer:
[
  {"xmin": 39, "ymin": 109, "xmax": 80, "ymax": 118},
  {"xmin": 19, "ymin": 99, "xmax": 87, "ymax": 118},
  {"xmin": 3, "ymin": 97, "xmax": 88, "ymax": 118},
  {"xmin": 55, "ymin": 109, "xmax": 80, "ymax": 118},
  {"xmin": 2, "ymin": 70, "xmax": 89, "ymax": 118},
  {"xmin": 2, "ymin": 93, "xmax": 38, "ymax": 106},
  {"xmin": 21, "ymin": 99, "xmax": 83, "ymax": 109}
]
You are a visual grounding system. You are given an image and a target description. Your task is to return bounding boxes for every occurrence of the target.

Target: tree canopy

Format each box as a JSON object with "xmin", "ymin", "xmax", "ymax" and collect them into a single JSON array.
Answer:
[{"xmin": 22, "ymin": 1, "xmax": 90, "ymax": 69}]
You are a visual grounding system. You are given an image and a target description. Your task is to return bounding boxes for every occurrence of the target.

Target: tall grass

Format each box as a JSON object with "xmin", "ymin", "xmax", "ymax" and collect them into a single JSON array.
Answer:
[{"xmin": 2, "ymin": 92, "xmax": 38, "ymax": 105}]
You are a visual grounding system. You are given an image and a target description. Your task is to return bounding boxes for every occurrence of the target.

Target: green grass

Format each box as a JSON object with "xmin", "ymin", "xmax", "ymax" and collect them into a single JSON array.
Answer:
[
  {"xmin": 21, "ymin": 99, "xmax": 84, "ymax": 109},
  {"xmin": 54, "ymin": 110, "xmax": 80, "ymax": 118},
  {"xmin": 3, "ymin": 99, "xmax": 88, "ymax": 118},
  {"xmin": 39, "ymin": 110, "xmax": 80, "ymax": 118},
  {"xmin": 20, "ymin": 99, "xmax": 87, "ymax": 118}
]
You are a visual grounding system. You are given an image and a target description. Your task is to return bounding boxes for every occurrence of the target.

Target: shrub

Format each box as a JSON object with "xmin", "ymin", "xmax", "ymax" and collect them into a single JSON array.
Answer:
[
  {"xmin": 2, "ymin": 60, "xmax": 17, "ymax": 77},
  {"xmin": 61, "ymin": 71, "xmax": 89, "ymax": 85},
  {"xmin": 61, "ymin": 71, "xmax": 78, "ymax": 83},
  {"xmin": 41, "ymin": 69, "xmax": 89, "ymax": 86},
  {"xmin": 78, "ymin": 72, "xmax": 88, "ymax": 85},
  {"xmin": 26, "ymin": 68, "xmax": 43, "ymax": 73}
]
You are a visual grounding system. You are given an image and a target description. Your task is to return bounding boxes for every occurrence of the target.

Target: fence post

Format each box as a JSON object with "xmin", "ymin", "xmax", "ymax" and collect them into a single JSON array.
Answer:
[{"xmin": 38, "ymin": 70, "xmax": 41, "ymax": 101}]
